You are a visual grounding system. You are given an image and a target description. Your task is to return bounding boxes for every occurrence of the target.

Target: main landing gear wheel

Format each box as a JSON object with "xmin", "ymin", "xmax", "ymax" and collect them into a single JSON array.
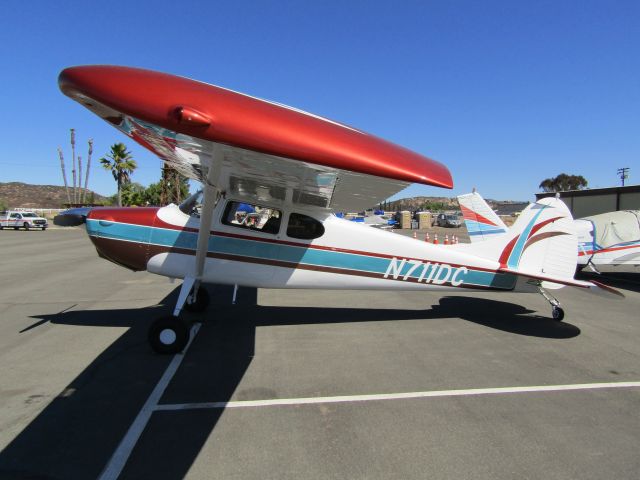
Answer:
[
  {"xmin": 552, "ymin": 306, "xmax": 565, "ymax": 322},
  {"xmin": 183, "ymin": 286, "xmax": 210, "ymax": 313},
  {"xmin": 148, "ymin": 315, "xmax": 190, "ymax": 354}
]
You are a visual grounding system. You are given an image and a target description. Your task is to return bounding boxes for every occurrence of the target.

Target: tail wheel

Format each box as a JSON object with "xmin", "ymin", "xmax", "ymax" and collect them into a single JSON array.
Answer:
[
  {"xmin": 184, "ymin": 286, "xmax": 210, "ymax": 313},
  {"xmin": 148, "ymin": 316, "xmax": 190, "ymax": 354},
  {"xmin": 552, "ymin": 306, "xmax": 565, "ymax": 322}
]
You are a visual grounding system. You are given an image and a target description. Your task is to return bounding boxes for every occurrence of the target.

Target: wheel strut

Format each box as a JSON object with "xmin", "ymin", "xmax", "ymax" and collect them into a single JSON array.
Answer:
[{"xmin": 537, "ymin": 284, "xmax": 565, "ymax": 321}]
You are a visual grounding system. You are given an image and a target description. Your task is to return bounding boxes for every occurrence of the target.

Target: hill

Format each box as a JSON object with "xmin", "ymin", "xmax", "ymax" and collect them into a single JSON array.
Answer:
[
  {"xmin": 0, "ymin": 182, "xmax": 107, "ymax": 209},
  {"xmin": 382, "ymin": 195, "xmax": 526, "ymax": 212}
]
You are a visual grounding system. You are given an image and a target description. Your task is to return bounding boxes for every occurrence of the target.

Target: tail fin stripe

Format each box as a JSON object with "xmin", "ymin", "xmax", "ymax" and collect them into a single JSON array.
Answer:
[
  {"xmin": 528, "ymin": 216, "xmax": 565, "ymax": 239},
  {"xmin": 460, "ymin": 205, "xmax": 500, "ymax": 227},
  {"xmin": 523, "ymin": 231, "xmax": 570, "ymax": 251},
  {"xmin": 469, "ymin": 228, "xmax": 507, "ymax": 236},
  {"xmin": 499, "ymin": 236, "xmax": 520, "ymax": 267},
  {"xmin": 506, "ymin": 203, "xmax": 549, "ymax": 268}
]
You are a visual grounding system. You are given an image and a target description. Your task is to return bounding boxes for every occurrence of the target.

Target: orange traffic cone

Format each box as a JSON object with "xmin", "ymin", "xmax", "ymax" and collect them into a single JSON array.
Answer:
[
  {"xmin": 425, "ymin": 232, "xmax": 430, "ymax": 242},
  {"xmin": 444, "ymin": 234, "xmax": 449, "ymax": 245},
  {"xmin": 433, "ymin": 233, "xmax": 439, "ymax": 245},
  {"xmin": 413, "ymin": 231, "xmax": 417, "ymax": 239}
]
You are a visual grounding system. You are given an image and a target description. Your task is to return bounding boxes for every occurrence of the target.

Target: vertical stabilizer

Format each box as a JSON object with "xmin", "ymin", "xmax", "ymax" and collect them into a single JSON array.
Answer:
[
  {"xmin": 457, "ymin": 191, "xmax": 508, "ymax": 243},
  {"xmin": 462, "ymin": 196, "xmax": 580, "ymax": 289}
]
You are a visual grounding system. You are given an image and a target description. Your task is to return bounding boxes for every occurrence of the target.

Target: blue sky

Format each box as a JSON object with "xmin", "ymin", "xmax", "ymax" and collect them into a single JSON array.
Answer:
[{"xmin": 0, "ymin": 0, "xmax": 637, "ymax": 202}]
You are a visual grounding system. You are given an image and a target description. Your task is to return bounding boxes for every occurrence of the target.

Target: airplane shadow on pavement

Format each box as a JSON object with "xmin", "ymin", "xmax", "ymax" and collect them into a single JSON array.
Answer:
[
  {"xmin": 0, "ymin": 289, "xmax": 579, "ymax": 480},
  {"xmin": 577, "ymin": 270, "xmax": 640, "ymax": 294}
]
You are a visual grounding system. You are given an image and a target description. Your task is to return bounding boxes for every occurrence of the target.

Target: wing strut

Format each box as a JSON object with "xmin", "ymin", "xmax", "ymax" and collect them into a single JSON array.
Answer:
[{"xmin": 173, "ymin": 153, "xmax": 222, "ymax": 316}]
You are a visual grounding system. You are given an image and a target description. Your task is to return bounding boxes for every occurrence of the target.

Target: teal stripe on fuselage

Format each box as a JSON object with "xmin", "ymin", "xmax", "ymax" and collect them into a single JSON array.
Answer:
[
  {"xmin": 88, "ymin": 221, "xmax": 515, "ymax": 289},
  {"xmin": 86, "ymin": 219, "xmax": 151, "ymax": 244}
]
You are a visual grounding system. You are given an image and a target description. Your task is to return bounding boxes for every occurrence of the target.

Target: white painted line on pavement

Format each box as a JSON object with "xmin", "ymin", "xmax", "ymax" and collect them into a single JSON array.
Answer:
[
  {"xmin": 97, "ymin": 323, "xmax": 201, "ymax": 480},
  {"xmin": 154, "ymin": 381, "xmax": 640, "ymax": 411}
]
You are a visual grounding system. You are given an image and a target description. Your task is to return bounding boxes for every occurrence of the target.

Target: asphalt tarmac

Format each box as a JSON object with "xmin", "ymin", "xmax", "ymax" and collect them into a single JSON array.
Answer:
[{"xmin": 0, "ymin": 227, "xmax": 638, "ymax": 480}]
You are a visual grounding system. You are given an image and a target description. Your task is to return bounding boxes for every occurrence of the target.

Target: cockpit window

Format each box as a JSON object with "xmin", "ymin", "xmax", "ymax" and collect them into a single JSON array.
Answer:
[
  {"xmin": 222, "ymin": 201, "xmax": 282, "ymax": 234},
  {"xmin": 287, "ymin": 213, "xmax": 325, "ymax": 240}
]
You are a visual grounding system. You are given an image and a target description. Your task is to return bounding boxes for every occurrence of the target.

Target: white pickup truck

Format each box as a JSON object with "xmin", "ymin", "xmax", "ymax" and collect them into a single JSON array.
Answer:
[{"xmin": 0, "ymin": 210, "xmax": 48, "ymax": 230}]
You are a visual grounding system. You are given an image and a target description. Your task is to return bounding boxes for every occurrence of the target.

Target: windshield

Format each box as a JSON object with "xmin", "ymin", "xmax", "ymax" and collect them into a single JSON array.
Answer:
[
  {"xmin": 445, "ymin": 215, "xmax": 458, "ymax": 220},
  {"xmin": 179, "ymin": 190, "xmax": 203, "ymax": 216}
]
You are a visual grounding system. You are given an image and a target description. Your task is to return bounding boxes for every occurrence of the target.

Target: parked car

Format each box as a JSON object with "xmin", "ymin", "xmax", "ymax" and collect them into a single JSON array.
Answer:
[
  {"xmin": 0, "ymin": 210, "xmax": 48, "ymax": 230},
  {"xmin": 432, "ymin": 213, "xmax": 462, "ymax": 228}
]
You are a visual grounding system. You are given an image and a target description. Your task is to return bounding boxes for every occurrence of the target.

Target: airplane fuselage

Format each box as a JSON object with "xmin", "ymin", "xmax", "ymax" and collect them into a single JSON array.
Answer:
[{"xmin": 86, "ymin": 199, "xmax": 518, "ymax": 293}]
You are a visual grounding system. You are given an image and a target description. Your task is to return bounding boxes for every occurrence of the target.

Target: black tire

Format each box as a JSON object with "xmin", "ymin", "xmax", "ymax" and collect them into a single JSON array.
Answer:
[
  {"xmin": 23, "ymin": 222, "xmax": 29, "ymax": 231},
  {"xmin": 148, "ymin": 316, "xmax": 190, "ymax": 354},
  {"xmin": 0, "ymin": 226, "xmax": 3, "ymax": 230},
  {"xmin": 184, "ymin": 286, "xmax": 210, "ymax": 313},
  {"xmin": 13, "ymin": 227, "xmax": 18, "ymax": 230},
  {"xmin": 42, "ymin": 227, "xmax": 47, "ymax": 231},
  {"xmin": 552, "ymin": 306, "xmax": 565, "ymax": 322}
]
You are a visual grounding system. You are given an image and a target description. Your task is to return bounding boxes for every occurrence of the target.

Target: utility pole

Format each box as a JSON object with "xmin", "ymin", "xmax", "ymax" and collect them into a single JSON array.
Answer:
[{"xmin": 617, "ymin": 167, "xmax": 629, "ymax": 187}]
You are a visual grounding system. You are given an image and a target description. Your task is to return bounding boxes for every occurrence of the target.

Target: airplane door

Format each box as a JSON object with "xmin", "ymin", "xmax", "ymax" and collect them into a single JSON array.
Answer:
[{"xmin": 210, "ymin": 200, "xmax": 281, "ymax": 286}]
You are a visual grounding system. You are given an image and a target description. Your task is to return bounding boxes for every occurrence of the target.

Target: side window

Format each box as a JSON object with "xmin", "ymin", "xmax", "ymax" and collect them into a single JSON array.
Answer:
[
  {"xmin": 10, "ymin": 213, "xmax": 20, "ymax": 219},
  {"xmin": 222, "ymin": 201, "xmax": 282, "ymax": 234},
  {"xmin": 287, "ymin": 213, "xmax": 325, "ymax": 240}
]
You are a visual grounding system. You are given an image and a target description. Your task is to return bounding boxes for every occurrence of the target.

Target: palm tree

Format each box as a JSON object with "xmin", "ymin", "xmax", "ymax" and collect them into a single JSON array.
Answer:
[{"xmin": 100, "ymin": 143, "xmax": 137, "ymax": 207}]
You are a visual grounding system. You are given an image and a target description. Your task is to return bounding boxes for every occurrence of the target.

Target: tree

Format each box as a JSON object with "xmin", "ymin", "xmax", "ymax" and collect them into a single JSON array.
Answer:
[
  {"xmin": 539, "ymin": 173, "xmax": 588, "ymax": 192},
  {"xmin": 100, "ymin": 143, "xmax": 137, "ymax": 207},
  {"xmin": 120, "ymin": 182, "xmax": 146, "ymax": 206},
  {"xmin": 143, "ymin": 181, "xmax": 163, "ymax": 206}
]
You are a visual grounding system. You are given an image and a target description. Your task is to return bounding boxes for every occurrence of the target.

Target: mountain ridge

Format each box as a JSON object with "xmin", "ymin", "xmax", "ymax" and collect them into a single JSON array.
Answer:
[{"xmin": 0, "ymin": 182, "xmax": 107, "ymax": 209}]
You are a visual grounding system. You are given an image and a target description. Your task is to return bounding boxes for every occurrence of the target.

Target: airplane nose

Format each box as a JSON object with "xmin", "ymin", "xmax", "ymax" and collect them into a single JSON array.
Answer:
[{"xmin": 86, "ymin": 208, "xmax": 159, "ymax": 271}]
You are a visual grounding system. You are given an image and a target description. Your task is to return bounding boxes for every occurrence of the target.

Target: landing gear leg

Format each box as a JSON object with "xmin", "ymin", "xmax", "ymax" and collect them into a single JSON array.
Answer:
[
  {"xmin": 184, "ymin": 280, "xmax": 210, "ymax": 313},
  {"xmin": 148, "ymin": 153, "xmax": 222, "ymax": 354},
  {"xmin": 586, "ymin": 258, "xmax": 601, "ymax": 274},
  {"xmin": 537, "ymin": 284, "xmax": 565, "ymax": 321}
]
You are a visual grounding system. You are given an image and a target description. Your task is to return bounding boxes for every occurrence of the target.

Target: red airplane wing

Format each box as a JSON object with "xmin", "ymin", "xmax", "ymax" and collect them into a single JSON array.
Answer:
[{"xmin": 59, "ymin": 65, "xmax": 453, "ymax": 211}]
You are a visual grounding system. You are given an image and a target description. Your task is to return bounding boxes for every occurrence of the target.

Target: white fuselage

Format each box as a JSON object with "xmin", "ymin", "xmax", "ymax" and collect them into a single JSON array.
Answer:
[{"xmin": 136, "ymin": 201, "xmax": 516, "ymax": 292}]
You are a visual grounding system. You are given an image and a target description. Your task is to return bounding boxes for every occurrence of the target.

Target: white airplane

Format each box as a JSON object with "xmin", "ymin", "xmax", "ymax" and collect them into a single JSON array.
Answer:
[
  {"xmin": 59, "ymin": 66, "xmax": 619, "ymax": 354},
  {"xmin": 458, "ymin": 191, "xmax": 640, "ymax": 272}
]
